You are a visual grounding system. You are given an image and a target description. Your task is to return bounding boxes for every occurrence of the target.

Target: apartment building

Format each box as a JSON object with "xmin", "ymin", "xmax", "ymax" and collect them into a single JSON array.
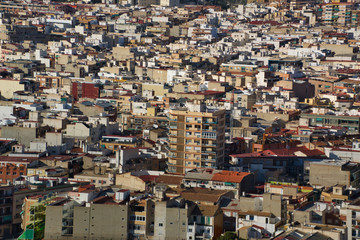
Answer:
[
  {"xmin": 168, "ymin": 106, "xmax": 226, "ymax": 174},
  {"xmin": 182, "ymin": 169, "xmax": 255, "ymax": 198},
  {"xmin": 0, "ymin": 186, "xmax": 13, "ymax": 239},
  {"xmin": 154, "ymin": 198, "xmax": 193, "ymax": 240},
  {"xmin": 44, "ymin": 196, "xmax": 129, "ymax": 240},
  {"xmin": 187, "ymin": 204, "xmax": 223, "ymax": 240},
  {"xmin": 129, "ymin": 199, "xmax": 155, "ymax": 239},
  {"xmin": 300, "ymin": 113, "xmax": 360, "ymax": 133},
  {"xmin": 222, "ymin": 193, "xmax": 287, "ymax": 238},
  {"xmin": 344, "ymin": 198, "xmax": 360, "ymax": 240},
  {"xmin": 309, "ymin": 160, "xmax": 360, "ymax": 188},
  {"xmin": 321, "ymin": 3, "xmax": 354, "ymax": 25}
]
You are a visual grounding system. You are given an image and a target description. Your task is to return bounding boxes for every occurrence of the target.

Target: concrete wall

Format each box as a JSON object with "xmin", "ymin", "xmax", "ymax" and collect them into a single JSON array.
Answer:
[
  {"xmin": 43, "ymin": 118, "xmax": 66, "ymax": 130},
  {"xmin": 0, "ymin": 79, "xmax": 25, "ymax": 99},
  {"xmin": 1, "ymin": 126, "xmax": 37, "ymax": 147},
  {"xmin": 116, "ymin": 172, "xmax": 146, "ymax": 191},
  {"xmin": 309, "ymin": 164, "xmax": 350, "ymax": 188},
  {"xmin": 88, "ymin": 204, "xmax": 128, "ymax": 239},
  {"xmin": 44, "ymin": 206, "xmax": 63, "ymax": 239},
  {"xmin": 154, "ymin": 201, "xmax": 188, "ymax": 240}
]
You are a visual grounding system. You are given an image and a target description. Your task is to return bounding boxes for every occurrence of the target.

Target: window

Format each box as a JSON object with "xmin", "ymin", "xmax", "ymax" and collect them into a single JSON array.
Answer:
[
  {"xmin": 188, "ymin": 229, "xmax": 192, "ymax": 232},
  {"xmin": 249, "ymin": 215, "xmax": 254, "ymax": 221},
  {"xmin": 159, "ymin": 223, "xmax": 163, "ymax": 227},
  {"xmin": 136, "ymin": 216, "xmax": 145, "ymax": 221}
]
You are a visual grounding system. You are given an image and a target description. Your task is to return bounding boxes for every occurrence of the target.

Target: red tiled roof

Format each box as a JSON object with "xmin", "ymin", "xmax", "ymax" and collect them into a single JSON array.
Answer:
[
  {"xmin": 211, "ymin": 171, "xmax": 251, "ymax": 183},
  {"xmin": 138, "ymin": 175, "xmax": 158, "ymax": 182}
]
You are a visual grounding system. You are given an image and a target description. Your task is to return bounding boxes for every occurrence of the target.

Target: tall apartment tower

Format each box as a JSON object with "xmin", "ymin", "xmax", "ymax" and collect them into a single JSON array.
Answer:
[{"xmin": 167, "ymin": 104, "xmax": 226, "ymax": 174}]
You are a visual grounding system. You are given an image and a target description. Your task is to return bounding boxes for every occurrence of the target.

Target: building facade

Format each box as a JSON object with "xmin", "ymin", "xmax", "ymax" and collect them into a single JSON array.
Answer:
[{"xmin": 168, "ymin": 108, "xmax": 226, "ymax": 174}]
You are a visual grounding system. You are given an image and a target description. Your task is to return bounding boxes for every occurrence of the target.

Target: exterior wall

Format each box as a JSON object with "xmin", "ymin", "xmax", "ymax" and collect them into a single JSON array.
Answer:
[
  {"xmin": 263, "ymin": 193, "xmax": 287, "ymax": 222},
  {"xmin": 300, "ymin": 113, "xmax": 360, "ymax": 133},
  {"xmin": 308, "ymin": 79, "xmax": 335, "ymax": 96},
  {"xmin": 154, "ymin": 202, "xmax": 188, "ymax": 240},
  {"xmin": 254, "ymin": 112, "xmax": 290, "ymax": 122},
  {"xmin": 0, "ymin": 186, "xmax": 13, "ymax": 239},
  {"xmin": 73, "ymin": 207, "xmax": 89, "ymax": 239},
  {"xmin": 129, "ymin": 199, "xmax": 155, "ymax": 238},
  {"xmin": 309, "ymin": 164, "xmax": 350, "ymax": 188},
  {"xmin": 240, "ymin": 174, "xmax": 256, "ymax": 196},
  {"xmin": 63, "ymin": 123, "xmax": 90, "ymax": 140},
  {"xmin": 168, "ymin": 109, "xmax": 226, "ymax": 174},
  {"xmin": 346, "ymin": 206, "xmax": 360, "ymax": 240},
  {"xmin": 37, "ymin": 76, "xmax": 62, "ymax": 88},
  {"xmin": 116, "ymin": 172, "xmax": 146, "ymax": 191},
  {"xmin": 72, "ymin": 82, "xmax": 99, "ymax": 100},
  {"xmin": 147, "ymin": 68, "xmax": 168, "ymax": 83},
  {"xmin": 213, "ymin": 210, "xmax": 224, "ymax": 239},
  {"xmin": 142, "ymin": 83, "xmax": 170, "ymax": 96},
  {"xmin": 0, "ymin": 164, "xmax": 26, "ymax": 184},
  {"xmin": 112, "ymin": 47, "xmax": 134, "ymax": 61},
  {"xmin": 1, "ymin": 126, "xmax": 37, "ymax": 147},
  {"xmin": 45, "ymin": 132, "xmax": 63, "ymax": 146},
  {"xmin": 275, "ymin": 80, "xmax": 315, "ymax": 101},
  {"xmin": 0, "ymin": 79, "xmax": 25, "ymax": 99},
  {"xmin": 88, "ymin": 204, "xmax": 128, "ymax": 239},
  {"xmin": 44, "ymin": 206, "xmax": 63, "ymax": 239},
  {"xmin": 72, "ymin": 174, "xmax": 112, "ymax": 187},
  {"xmin": 43, "ymin": 118, "xmax": 66, "ymax": 130},
  {"xmin": 13, "ymin": 185, "xmax": 77, "ymax": 236},
  {"xmin": 46, "ymin": 203, "xmax": 128, "ymax": 240}
]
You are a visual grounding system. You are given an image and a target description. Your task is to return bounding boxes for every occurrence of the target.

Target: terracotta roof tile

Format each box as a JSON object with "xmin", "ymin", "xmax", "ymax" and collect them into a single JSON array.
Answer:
[{"xmin": 211, "ymin": 171, "xmax": 251, "ymax": 183}]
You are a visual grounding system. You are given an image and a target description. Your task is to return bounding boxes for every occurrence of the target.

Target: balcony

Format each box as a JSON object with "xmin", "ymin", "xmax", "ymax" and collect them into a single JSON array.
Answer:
[
  {"xmin": 201, "ymin": 134, "xmax": 216, "ymax": 139},
  {"xmin": 167, "ymin": 117, "xmax": 177, "ymax": 121},
  {"xmin": 203, "ymin": 121, "xmax": 217, "ymax": 124},
  {"xmin": 202, "ymin": 143, "xmax": 216, "ymax": 147},
  {"xmin": 202, "ymin": 129, "xmax": 217, "ymax": 132},
  {"xmin": 201, "ymin": 158, "xmax": 216, "ymax": 162},
  {"xmin": 202, "ymin": 151, "xmax": 216, "ymax": 154}
]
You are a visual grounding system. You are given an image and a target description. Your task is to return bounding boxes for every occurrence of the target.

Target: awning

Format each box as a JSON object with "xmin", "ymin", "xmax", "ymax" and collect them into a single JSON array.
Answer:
[{"xmin": 17, "ymin": 229, "xmax": 34, "ymax": 240}]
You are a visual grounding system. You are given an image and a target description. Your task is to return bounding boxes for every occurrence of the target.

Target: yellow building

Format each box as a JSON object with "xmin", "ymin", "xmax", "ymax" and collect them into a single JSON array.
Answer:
[
  {"xmin": 129, "ymin": 199, "xmax": 155, "ymax": 238},
  {"xmin": 168, "ymin": 108, "xmax": 226, "ymax": 174}
]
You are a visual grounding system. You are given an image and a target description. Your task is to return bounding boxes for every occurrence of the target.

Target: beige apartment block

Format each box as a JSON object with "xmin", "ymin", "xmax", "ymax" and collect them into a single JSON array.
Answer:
[{"xmin": 168, "ymin": 108, "xmax": 226, "ymax": 174}]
